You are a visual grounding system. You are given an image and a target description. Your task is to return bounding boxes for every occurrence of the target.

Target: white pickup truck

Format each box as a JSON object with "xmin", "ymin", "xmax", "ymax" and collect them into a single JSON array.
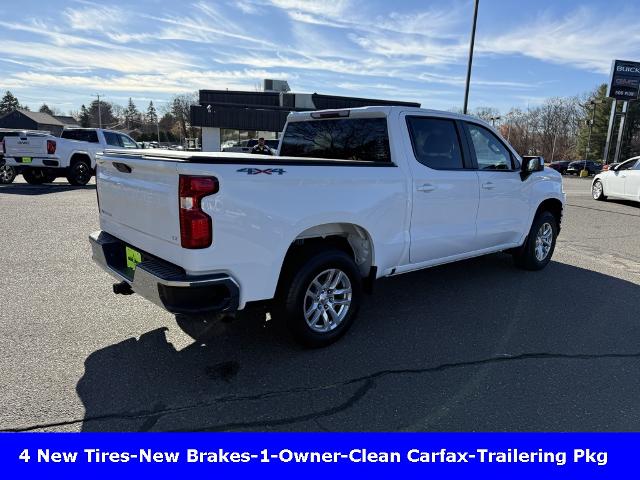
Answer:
[
  {"xmin": 4, "ymin": 128, "xmax": 139, "ymax": 185},
  {"xmin": 90, "ymin": 106, "xmax": 565, "ymax": 347}
]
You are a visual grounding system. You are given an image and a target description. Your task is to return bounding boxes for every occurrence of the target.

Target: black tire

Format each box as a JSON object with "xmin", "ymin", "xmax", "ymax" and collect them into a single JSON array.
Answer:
[
  {"xmin": 0, "ymin": 165, "xmax": 16, "ymax": 184},
  {"xmin": 592, "ymin": 180, "xmax": 607, "ymax": 201},
  {"xmin": 22, "ymin": 168, "xmax": 52, "ymax": 185},
  {"xmin": 274, "ymin": 249, "xmax": 362, "ymax": 348},
  {"xmin": 513, "ymin": 211, "xmax": 558, "ymax": 271},
  {"xmin": 66, "ymin": 159, "xmax": 92, "ymax": 186}
]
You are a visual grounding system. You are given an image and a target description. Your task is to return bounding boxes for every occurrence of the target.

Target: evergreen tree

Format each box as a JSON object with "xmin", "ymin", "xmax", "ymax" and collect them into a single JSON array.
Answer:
[
  {"xmin": 575, "ymin": 84, "xmax": 613, "ymax": 161},
  {"xmin": 0, "ymin": 91, "xmax": 20, "ymax": 116},
  {"xmin": 88, "ymin": 99, "xmax": 116, "ymax": 128},
  {"xmin": 79, "ymin": 104, "xmax": 91, "ymax": 127},
  {"xmin": 39, "ymin": 104, "xmax": 54, "ymax": 115},
  {"xmin": 124, "ymin": 97, "xmax": 140, "ymax": 130},
  {"xmin": 146, "ymin": 101, "xmax": 158, "ymax": 125}
]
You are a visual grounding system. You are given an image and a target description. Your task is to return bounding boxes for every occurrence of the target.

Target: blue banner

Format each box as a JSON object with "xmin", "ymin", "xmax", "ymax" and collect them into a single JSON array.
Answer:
[{"xmin": 0, "ymin": 433, "xmax": 631, "ymax": 479}]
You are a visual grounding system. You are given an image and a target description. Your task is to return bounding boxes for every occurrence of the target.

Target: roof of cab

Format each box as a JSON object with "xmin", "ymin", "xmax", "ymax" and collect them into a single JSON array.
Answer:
[{"xmin": 286, "ymin": 105, "xmax": 493, "ymax": 128}]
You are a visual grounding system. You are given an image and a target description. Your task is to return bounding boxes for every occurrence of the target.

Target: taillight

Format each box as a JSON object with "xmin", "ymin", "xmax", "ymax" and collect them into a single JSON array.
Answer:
[
  {"xmin": 179, "ymin": 175, "xmax": 218, "ymax": 249},
  {"xmin": 47, "ymin": 140, "xmax": 56, "ymax": 155}
]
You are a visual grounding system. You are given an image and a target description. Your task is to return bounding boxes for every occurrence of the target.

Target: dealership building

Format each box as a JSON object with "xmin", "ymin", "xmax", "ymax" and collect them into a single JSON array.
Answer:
[{"xmin": 190, "ymin": 80, "xmax": 420, "ymax": 151}]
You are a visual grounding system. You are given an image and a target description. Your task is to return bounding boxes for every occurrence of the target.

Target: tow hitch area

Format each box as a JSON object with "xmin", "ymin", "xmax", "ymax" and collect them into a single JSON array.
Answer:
[{"xmin": 113, "ymin": 281, "xmax": 134, "ymax": 295}]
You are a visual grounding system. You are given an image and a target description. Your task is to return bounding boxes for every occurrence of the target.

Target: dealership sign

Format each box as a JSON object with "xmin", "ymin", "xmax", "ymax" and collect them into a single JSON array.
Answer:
[{"xmin": 608, "ymin": 59, "xmax": 640, "ymax": 100}]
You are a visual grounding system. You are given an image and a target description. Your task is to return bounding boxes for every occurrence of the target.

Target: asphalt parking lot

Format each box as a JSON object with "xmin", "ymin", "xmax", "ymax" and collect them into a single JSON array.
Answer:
[{"xmin": 0, "ymin": 175, "xmax": 639, "ymax": 432}]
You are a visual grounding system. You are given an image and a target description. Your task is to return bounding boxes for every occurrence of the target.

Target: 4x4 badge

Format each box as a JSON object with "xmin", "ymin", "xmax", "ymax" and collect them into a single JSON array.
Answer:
[{"xmin": 237, "ymin": 168, "xmax": 286, "ymax": 175}]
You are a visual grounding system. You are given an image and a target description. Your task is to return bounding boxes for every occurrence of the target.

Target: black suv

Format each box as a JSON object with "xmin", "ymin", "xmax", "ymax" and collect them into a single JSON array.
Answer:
[
  {"xmin": 548, "ymin": 160, "xmax": 571, "ymax": 174},
  {"xmin": 566, "ymin": 160, "xmax": 602, "ymax": 176}
]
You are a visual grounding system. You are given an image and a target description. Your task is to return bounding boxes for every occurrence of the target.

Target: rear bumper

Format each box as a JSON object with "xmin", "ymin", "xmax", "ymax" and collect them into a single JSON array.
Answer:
[
  {"xmin": 89, "ymin": 230, "xmax": 239, "ymax": 315},
  {"xmin": 4, "ymin": 157, "xmax": 60, "ymax": 168}
]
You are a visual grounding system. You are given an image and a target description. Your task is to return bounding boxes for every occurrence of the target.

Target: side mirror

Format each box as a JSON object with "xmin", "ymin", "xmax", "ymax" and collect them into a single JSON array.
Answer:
[{"xmin": 521, "ymin": 156, "xmax": 544, "ymax": 180}]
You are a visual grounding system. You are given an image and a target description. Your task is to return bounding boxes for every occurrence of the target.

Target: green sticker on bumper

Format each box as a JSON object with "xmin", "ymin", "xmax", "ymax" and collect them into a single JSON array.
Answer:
[
  {"xmin": 125, "ymin": 246, "xmax": 142, "ymax": 270},
  {"xmin": 21, "ymin": 157, "xmax": 32, "ymax": 164}
]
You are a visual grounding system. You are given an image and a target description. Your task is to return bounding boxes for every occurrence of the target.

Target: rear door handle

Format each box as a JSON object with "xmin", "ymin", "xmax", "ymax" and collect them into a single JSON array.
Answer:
[
  {"xmin": 482, "ymin": 182, "xmax": 495, "ymax": 190},
  {"xmin": 417, "ymin": 183, "xmax": 436, "ymax": 193},
  {"xmin": 113, "ymin": 162, "xmax": 132, "ymax": 173}
]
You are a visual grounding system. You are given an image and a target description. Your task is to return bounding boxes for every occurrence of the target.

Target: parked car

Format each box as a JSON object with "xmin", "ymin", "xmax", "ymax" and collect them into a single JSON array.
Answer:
[
  {"xmin": 90, "ymin": 106, "xmax": 564, "ymax": 347},
  {"xmin": 222, "ymin": 138, "xmax": 278, "ymax": 154},
  {"xmin": 592, "ymin": 156, "xmax": 640, "ymax": 203},
  {"xmin": 566, "ymin": 160, "xmax": 602, "ymax": 176},
  {"xmin": 4, "ymin": 128, "xmax": 139, "ymax": 185},
  {"xmin": 547, "ymin": 160, "xmax": 571, "ymax": 175}
]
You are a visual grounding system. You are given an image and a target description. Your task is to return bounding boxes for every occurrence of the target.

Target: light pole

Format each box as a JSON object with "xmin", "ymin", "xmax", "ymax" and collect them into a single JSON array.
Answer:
[
  {"xmin": 463, "ymin": 0, "xmax": 479, "ymax": 114},
  {"xmin": 489, "ymin": 115, "xmax": 501, "ymax": 127}
]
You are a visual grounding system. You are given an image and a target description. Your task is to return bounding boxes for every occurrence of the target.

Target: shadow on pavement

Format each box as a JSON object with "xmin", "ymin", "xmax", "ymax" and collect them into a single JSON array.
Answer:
[
  {"xmin": 0, "ymin": 183, "xmax": 95, "ymax": 195},
  {"xmin": 75, "ymin": 254, "xmax": 640, "ymax": 432}
]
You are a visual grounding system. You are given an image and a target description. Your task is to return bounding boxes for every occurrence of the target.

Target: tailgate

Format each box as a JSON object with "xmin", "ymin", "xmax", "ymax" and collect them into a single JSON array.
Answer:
[
  {"xmin": 5, "ymin": 135, "xmax": 48, "ymax": 157},
  {"xmin": 96, "ymin": 155, "xmax": 180, "ymax": 246}
]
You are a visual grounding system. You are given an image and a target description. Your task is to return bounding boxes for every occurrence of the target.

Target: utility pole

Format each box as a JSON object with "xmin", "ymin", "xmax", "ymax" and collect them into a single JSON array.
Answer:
[
  {"xmin": 156, "ymin": 119, "xmax": 161, "ymax": 144},
  {"xmin": 93, "ymin": 94, "xmax": 103, "ymax": 129},
  {"xmin": 551, "ymin": 133, "xmax": 557, "ymax": 162},
  {"xmin": 463, "ymin": 0, "xmax": 479, "ymax": 115},
  {"xmin": 489, "ymin": 115, "xmax": 501, "ymax": 127}
]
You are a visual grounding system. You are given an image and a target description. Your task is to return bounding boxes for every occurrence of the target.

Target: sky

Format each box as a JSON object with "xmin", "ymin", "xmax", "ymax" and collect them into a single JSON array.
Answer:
[{"xmin": 0, "ymin": 0, "xmax": 638, "ymax": 115}]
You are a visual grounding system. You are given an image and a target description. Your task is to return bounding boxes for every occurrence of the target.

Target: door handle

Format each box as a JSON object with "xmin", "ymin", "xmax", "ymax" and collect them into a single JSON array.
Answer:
[
  {"xmin": 113, "ymin": 162, "xmax": 132, "ymax": 173},
  {"xmin": 482, "ymin": 182, "xmax": 495, "ymax": 190},
  {"xmin": 417, "ymin": 183, "xmax": 436, "ymax": 193}
]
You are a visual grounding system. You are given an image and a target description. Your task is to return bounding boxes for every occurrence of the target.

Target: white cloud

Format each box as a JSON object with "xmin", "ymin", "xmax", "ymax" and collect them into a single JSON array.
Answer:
[
  {"xmin": 266, "ymin": 0, "xmax": 351, "ymax": 18},
  {"xmin": 6, "ymin": 69, "xmax": 292, "ymax": 94},
  {"xmin": 0, "ymin": 40, "xmax": 195, "ymax": 75},
  {"xmin": 477, "ymin": 7, "xmax": 640, "ymax": 73}
]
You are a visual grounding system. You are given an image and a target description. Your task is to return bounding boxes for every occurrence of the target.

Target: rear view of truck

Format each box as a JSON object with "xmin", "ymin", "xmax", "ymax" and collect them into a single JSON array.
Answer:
[
  {"xmin": 91, "ymin": 108, "xmax": 409, "ymax": 347},
  {"xmin": 4, "ymin": 131, "xmax": 59, "ymax": 184}
]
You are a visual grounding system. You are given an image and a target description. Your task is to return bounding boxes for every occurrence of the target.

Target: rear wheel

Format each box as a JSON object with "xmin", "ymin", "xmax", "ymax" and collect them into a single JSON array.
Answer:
[
  {"xmin": 513, "ymin": 211, "xmax": 558, "ymax": 271},
  {"xmin": 274, "ymin": 249, "xmax": 362, "ymax": 347},
  {"xmin": 66, "ymin": 159, "xmax": 92, "ymax": 186},
  {"xmin": 23, "ymin": 168, "xmax": 55, "ymax": 185},
  {"xmin": 0, "ymin": 165, "xmax": 16, "ymax": 184},
  {"xmin": 592, "ymin": 180, "xmax": 607, "ymax": 201}
]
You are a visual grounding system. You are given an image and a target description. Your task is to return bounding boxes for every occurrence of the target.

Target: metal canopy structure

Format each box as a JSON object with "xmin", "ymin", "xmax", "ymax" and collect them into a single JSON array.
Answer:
[{"xmin": 190, "ymin": 90, "xmax": 421, "ymax": 133}]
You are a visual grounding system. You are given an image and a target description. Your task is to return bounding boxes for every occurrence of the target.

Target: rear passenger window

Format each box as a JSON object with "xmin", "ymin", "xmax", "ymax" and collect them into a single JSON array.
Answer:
[
  {"xmin": 61, "ymin": 130, "xmax": 99, "ymax": 143},
  {"xmin": 104, "ymin": 132, "xmax": 122, "ymax": 147},
  {"xmin": 407, "ymin": 117, "xmax": 464, "ymax": 170},
  {"xmin": 280, "ymin": 118, "xmax": 391, "ymax": 162},
  {"xmin": 467, "ymin": 123, "xmax": 513, "ymax": 171}
]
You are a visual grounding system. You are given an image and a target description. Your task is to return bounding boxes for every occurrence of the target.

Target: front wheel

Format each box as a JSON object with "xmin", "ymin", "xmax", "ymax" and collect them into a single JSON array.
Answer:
[
  {"xmin": 592, "ymin": 180, "xmax": 607, "ymax": 201},
  {"xmin": 0, "ymin": 165, "xmax": 16, "ymax": 184},
  {"xmin": 275, "ymin": 249, "xmax": 362, "ymax": 347},
  {"xmin": 513, "ymin": 211, "xmax": 558, "ymax": 271}
]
